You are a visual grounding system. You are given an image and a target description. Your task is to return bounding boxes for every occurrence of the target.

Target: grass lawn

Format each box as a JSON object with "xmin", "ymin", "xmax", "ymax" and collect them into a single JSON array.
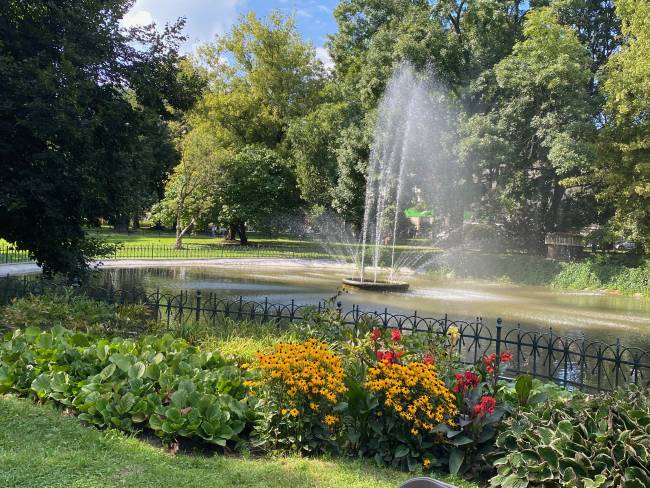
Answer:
[
  {"xmin": 0, "ymin": 395, "xmax": 479, "ymax": 488},
  {"xmin": 1, "ymin": 228, "xmax": 442, "ymax": 263}
]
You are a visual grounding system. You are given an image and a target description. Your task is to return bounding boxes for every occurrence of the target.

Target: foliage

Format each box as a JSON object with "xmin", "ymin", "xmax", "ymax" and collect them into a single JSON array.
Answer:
[
  {"xmin": 0, "ymin": 0, "xmax": 198, "ymax": 275},
  {"xmin": 0, "ymin": 291, "xmax": 150, "ymax": 335},
  {"xmin": 0, "ymin": 327, "xmax": 252, "ymax": 447},
  {"xmin": 460, "ymin": 6, "xmax": 595, "ymax": 252},
  {"xmin": 491, "ymin": 385, "xmax": 650, "ymax": 487},
  {"xmin": 593, "ymin": 0, "xmax": 650, "ymax": 250},
  {"xmin": 150, "ymin": 129, "xmax": 225, "ymax": 248},
  {"xmin": 212, "ymin": 146, "xmax": 301, "ymax": 242}
]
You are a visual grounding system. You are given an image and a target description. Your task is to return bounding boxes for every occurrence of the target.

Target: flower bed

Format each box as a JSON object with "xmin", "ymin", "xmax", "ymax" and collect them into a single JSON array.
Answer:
[{"xmin": 1, "ymin": 309, "xmax": 649, "ymax": 485}]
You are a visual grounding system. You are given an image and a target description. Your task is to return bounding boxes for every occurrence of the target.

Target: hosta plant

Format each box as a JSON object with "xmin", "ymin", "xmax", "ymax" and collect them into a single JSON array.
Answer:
[{"xmin": 490, "ymin": 385, "xmax": 650, "ymax": 488}]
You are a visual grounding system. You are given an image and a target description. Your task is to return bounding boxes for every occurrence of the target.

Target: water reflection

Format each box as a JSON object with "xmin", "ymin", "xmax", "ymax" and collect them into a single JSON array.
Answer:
[{"xmin": 93, "ymin": 265, "xmax": 650, "ymax": 349}]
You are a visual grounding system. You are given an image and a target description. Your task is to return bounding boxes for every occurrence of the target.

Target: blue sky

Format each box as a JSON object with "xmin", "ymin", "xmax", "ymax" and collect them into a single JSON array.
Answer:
[{"xmin": 122, "ymin": 0, "xmax": 339, "ymax": 67}]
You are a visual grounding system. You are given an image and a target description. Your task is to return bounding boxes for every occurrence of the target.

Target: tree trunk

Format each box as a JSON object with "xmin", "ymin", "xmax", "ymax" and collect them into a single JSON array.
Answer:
[
  {"xmin": 175, "ymin": 216, "xmax": 195, "ymax": 250},
  {"xmin": 113, "ymin": 215, "xmax": 129, "ymax": 233},
  {"xmin": 132, "ymin": 214, "xmax": 140, "ymax": 229},
  {"xmin": 225, "ymin": 223, "xmax": 237, "ymax": 241},
  {"xmin": 237, "ymin": 222, "xmax": 248, "ymax": 245}
]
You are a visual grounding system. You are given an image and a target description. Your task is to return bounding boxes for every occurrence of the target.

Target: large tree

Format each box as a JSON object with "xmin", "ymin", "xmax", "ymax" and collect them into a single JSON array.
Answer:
[
  {"xmin": 0, "ymin": 0, "xmax": 197, "ymax": 275},
  {"xmin": 151, "ymin": 129, "xmax": 224, "ymax": 249},
  {"xmin": 592, "ymin": 0, "xmax": 650, "ymax": 248},
  {"xmin": 160, "ymin": 12, "xmax": 324, "ymax": 242},
  {"xmin": 459, "ymin": 6, "xmax": 595, "ymax": 252},
  {"xmin": 213, "ymin": 146, "xmax": 300, "ymax": 244}
]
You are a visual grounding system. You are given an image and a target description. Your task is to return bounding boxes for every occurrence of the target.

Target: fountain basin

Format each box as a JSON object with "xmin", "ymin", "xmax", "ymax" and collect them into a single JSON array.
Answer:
[{"xmin": 342, "ymin": 278, "xmax": 410, "ymax": 292}]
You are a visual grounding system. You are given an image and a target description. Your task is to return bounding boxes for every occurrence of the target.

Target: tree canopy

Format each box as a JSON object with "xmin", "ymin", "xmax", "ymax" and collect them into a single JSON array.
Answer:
[
  {"xmin": 0, "ymin": 0, "xmax": 200, "ymax": 275},
  {"xmin": 2, "ymin": 0, "xmax": 650, "ymax": 273}
]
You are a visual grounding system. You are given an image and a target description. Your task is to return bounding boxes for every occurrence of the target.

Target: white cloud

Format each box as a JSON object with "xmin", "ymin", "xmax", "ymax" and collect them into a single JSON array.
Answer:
[
  {"xmin": 121, "ymin": 9, "xmax": 154, "ymax": 28},
  {"xmin": 316, "ymin": 46, "xmax": 333, "ymax": 71},
  {"xmin": 122, "ymin": 0, "xmax": 243, "ymax": 52}
]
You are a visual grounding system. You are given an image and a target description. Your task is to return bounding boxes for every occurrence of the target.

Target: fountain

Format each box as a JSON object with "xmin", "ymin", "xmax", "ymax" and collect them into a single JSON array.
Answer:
[{"xmin": 342, "ymin": 63, "xmax": 457, "ymax": 291}]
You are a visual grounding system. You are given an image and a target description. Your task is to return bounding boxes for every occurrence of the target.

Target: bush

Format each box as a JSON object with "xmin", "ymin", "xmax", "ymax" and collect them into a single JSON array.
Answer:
[
  {"xmin": 1, "ymin": 291, "xmax": 151, "ymax": 335},
  {"xmin": 0, "ymin": 326, "xmax": 252, "ymax": 447},
  {"xmin": 490, "ymin": 385, "xmax": 650, "ymax": 487}
]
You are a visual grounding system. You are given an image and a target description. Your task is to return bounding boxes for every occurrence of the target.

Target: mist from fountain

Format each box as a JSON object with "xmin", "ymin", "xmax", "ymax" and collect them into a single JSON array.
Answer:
[{"xmin": 359, "ymin": 62, "xmax": 459, "ymax": 283}]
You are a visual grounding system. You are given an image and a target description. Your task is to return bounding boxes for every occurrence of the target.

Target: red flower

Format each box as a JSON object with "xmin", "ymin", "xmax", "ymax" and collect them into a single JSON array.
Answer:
[
  {"xmin": 500, "ymin": 351, "xmax": 513, "ymax": 363},
  {"xmin": 464, "ymin": 371, "xmax": 480, "ymax": 388},
  {"xmin": 370, "ymin": 328, "xmax": 381, "ymax": 342},
  {"xmin": 376, "ymin": 350, "xmax": 385, "ymax": 361},
  {"xmin": 423, "ymin": 354, "xmax": 434, "ymax": 365},
  {"xmin": 474, "ymin": 395, "xmax": 497, "ymax": 417},
  {"xmin": 483, "ymin": 353, "xmax": 497, "ymax": 366},
  {"xmin": 395, "ymin": 350, "xmax": 403, "ymax": 359},
  {"xmin": 383, "ymin": 351, "xmax": 395, "ymax": 363},
  {"xmin": 453, "ymin": 370, "xmax": 480, "ymax": 393},
  {"xmin": 391, "ymin": 329, "xmax": 401, "ymax": 341},
  {"xmin": 486, "ymin": 365, "xmax": 494, "ymax": 375}
]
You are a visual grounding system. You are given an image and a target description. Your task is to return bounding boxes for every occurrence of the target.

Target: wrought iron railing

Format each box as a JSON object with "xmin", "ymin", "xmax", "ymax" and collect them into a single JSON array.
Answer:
[
  {"xmin": 0, "ymin": 277, "xmax": 648, "ymax": 393},
  {"xmin": 0, "ymin": 243, "xmax": 344, "ymax": 264}
]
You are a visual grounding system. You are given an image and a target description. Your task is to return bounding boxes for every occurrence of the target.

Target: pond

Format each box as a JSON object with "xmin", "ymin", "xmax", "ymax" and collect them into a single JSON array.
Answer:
[{"xmin": 95, "ymin": 263, "xmax": 650, "ymax": 349}]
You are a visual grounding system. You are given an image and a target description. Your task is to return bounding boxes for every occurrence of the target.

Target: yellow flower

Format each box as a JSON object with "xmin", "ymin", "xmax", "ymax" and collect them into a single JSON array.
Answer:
[
  {"xmin": 289, "ymin": 408, "xmax": 299, "ymax": 417},
  {"xmin": 281, "ymin": 408, "xmax": 288, "ymax": 416},
  {"xmin": 324, "ymin": 415, "xmax": 339, "ymax": 426},
  {"xmin": 423, "ymin": 459, "xmax": 431, "ymax": 468},
  {"xmin": 447, "ymin": 326, "xmax": 460, "ymax": 346},
  {"xmin": 240, "ymin": 363, "xmax": 250, "ymax": 370}
]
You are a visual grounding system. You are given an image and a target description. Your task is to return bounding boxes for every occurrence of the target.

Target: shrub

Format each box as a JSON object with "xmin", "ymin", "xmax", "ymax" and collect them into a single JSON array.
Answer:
[
  {"xmin": 0, "ymin": 326, "xmax": 252, "ymax": 447},
  {"xmin": 1, "ymin": 291, "xmax": 151, "ymax": 335},
  {"xmin": 250, "ymin": 339, "xmax": 348, "ymax": 454},
  {"xmin": 490, "ymin": 385, "xmax": 650, "ymax": 487}
]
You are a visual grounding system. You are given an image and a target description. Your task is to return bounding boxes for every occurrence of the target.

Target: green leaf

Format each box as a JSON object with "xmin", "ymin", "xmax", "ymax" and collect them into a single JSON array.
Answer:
[
  {"xmin": 394, "ymin": 444, "xmax": 409, "ymax": 458},
  {"xmin": 109, "ymin": 354, "xmax": 131, "ymax": 372},
  {"xmin": 30, "ymin": 373, "xmax": 51, "ymax": 398},
  {"xmin": 98, "ymin": 363, "xmax": 116, "ymax": 381},
  {"xmin": 557, "ymin": 420, "xmax": 574, "ymax": 438},
  {"xmin": 128, "ymin": 362, "xmax": 145, "ymax": 379},
  {"xmin": 449, "ymin": 448, "xmax": 464, "ymax": 475}
]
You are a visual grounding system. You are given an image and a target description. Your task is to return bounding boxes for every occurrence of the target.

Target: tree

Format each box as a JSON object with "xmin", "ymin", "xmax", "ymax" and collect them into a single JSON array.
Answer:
[
  {"xmin": 0, "ymin": 0, "xmax": 197, "ymax": 275},
  {"xmin": 285, "ymin": 101, "xmax": 350, "ymax": 215},
  {"xmin": 593, "ymin": 0, "xmax": 650, "ymax": 247},
  {"xmin": 195, "ymin": 12, "xmax": 325, "ymax": 149},
  {"xmin": 327, "ymin": 0, "xmax": 527, "ymax": 232},
  {"xmin": 151, "ymin": 129, "xmax": 223, "ymax": 249},
  {"xmin": 213, "ymin": 146, "xmax": 300, "ymax": 244},
  {"xmin": 459, "ymin": 7, "xmax": 595, "ymax": 252}
]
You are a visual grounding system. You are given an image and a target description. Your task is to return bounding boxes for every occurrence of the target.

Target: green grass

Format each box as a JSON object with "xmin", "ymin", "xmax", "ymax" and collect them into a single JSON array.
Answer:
[{"xmin": 0, "ymin": 395, "xmax": 479, "ymax": 488}]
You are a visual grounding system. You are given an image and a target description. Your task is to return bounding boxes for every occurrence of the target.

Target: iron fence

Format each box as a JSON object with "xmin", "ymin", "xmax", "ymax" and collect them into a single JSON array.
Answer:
[
  {"xmin": 0, "ymin": 243, "xmax": 340, "ymax": 264},
  {"xmin": 0, "ymin": 277, "xmax": 648, "ymax": 394},
  {"xmin": 0, "ymin": 245, "xmax": 31, "ymax": 264}
]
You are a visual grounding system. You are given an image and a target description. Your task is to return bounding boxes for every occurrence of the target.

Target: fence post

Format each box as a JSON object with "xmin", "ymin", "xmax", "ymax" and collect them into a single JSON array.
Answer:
[
  {"xmin": 195, "ymin": 290, "xmax": 202, "ymax": 323},
  {"xmin": 153, "ymin": 287, "xmax": 160, "ymax": 322},
  {"xmin": 495, "ymin": 317, "xmax": 502, "ymax": 358}
]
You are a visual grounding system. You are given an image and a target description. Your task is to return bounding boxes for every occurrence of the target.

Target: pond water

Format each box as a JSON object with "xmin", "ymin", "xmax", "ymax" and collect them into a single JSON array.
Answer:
[{"xmin": 96, "ymin": 264, "xmax": 650, "ymax": 349}]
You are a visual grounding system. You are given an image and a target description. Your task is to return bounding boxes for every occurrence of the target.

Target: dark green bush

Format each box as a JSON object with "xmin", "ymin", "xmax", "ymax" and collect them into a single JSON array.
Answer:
[{"xmin": 490, "ymin": 385, "xmax": 650, "ymax": 487}]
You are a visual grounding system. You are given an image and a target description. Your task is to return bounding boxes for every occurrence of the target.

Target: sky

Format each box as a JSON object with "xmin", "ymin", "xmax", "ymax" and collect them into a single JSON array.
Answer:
[{"xmin": 121, "ymin": 0, "xmax": 339, "ymax": 68}]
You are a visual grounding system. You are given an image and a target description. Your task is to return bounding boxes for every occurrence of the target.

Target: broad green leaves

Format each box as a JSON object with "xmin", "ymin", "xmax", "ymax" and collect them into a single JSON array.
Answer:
[{"xmin": 1, "ymin": 327, "xmax": 251, "ymax": 447}]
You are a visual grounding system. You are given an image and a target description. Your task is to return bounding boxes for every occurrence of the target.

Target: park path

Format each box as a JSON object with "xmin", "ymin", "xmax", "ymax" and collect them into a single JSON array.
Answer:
[{"xmin": 0, "ymin": 258, "xmax": 352, "ymax": 277}]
